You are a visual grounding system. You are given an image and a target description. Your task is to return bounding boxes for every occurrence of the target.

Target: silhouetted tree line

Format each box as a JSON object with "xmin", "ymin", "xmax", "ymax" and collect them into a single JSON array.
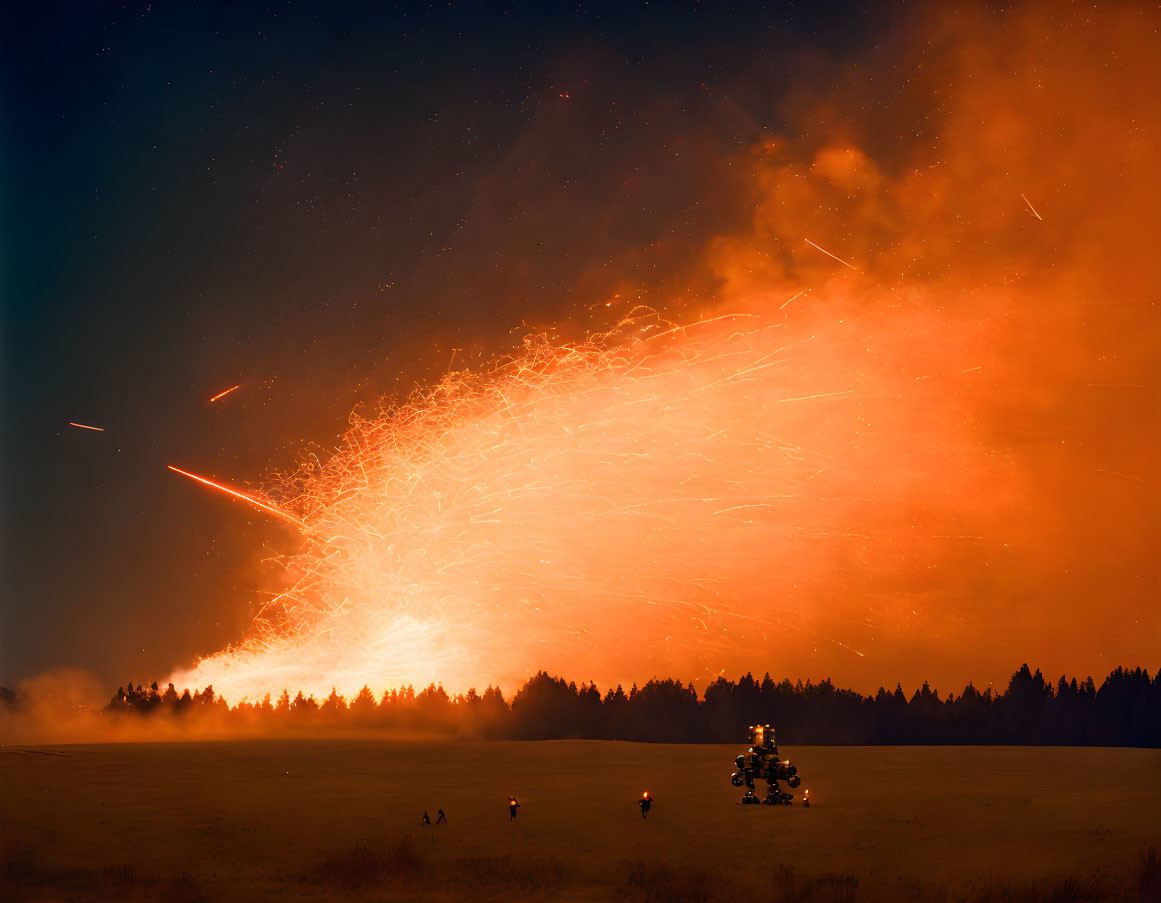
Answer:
[{"xmin": 89, "ymin": 664, "xmax": 1159, "ymax": 746}]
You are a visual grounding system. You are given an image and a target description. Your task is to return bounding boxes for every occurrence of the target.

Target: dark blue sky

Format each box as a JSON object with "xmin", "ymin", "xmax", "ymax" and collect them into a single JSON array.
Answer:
[{"xmin": 2, "ymin": 2, "xmax": 894, "ymax": 687}]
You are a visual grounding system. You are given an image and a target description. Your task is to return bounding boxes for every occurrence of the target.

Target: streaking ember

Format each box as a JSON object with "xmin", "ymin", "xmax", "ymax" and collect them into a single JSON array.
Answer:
[
  {"xmin": 170, "ymin": 306, "xmax": 997, "ymax": 700},
  {"xmin": 167, "ymin": 466, "xmax": 304, "ymax": 527},
  {"xmin": 803, "ymin": 239, "xmax": 858, "ymax": 272},
  {"xmin": 68, "ymin": 422, "xmax": 105, "ymax": 432},
  {"xmin": 1019, "ymin": 194, "xmax": 1043, "ymax": 222},
  {"xmin": 208, "ymin": 385, "xmax": 242, "ymax": 403}
]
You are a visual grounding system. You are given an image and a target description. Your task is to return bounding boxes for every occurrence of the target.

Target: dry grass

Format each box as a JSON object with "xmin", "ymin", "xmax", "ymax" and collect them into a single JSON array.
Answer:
[
  {"xmin": 768, "ymin": 864, "xmax": 861, "ymax": 903},
  {"xmin": 1140, "ymin": 847, "xmax": 1161, "ymax": 903},
  {"xmin": 4, "ymin": 848, "xmax": 1157, "ymax": 901},
  {"xmin": 615, "ymin": 862, "xmax": 862, "ymax": 903},
  {"xmin": 308, "ymin": 839, "xmax": 566, "ymax": 898},
  {"xmin": 900, "ymin": 852, "xmax": 1161, "ymax": 903},
  {"xmin": 4, "ymin": 743, "xmax": 1157, "ymax": 901},
  {"xmin": 311, "ymin": 836, "xmax": 422, "ymax": 890},
  {"xmin": 621, "ymin": 861, "xmax": 721, "ymax": 903},
  {"xmin": 444, "ymin": 853, "xmax": 564, "ymax": 893},
  {"xmin": 931, "ymin": 875, "xmax": 1108, "ymax": 903},
  {"xmin": 3, "ymin": 853, "xmax": 207, "ymax": 902},
  {"xmin": 614, "ymin": 855, "xmax": 1159, "ymax": 903}
]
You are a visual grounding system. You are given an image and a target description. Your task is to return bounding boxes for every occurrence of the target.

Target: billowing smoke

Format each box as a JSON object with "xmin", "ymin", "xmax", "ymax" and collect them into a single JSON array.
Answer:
[{"xmin": 172, "ymin": 1, "xmax": 1159, "ymax": 699}]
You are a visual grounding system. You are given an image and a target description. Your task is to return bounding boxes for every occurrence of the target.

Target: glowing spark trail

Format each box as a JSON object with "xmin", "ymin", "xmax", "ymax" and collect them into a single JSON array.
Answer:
[
  {"xmin": 804, "ymin": 238, "xmax": 859, "ymax": 271},
  {"xmin": 167, "ymin": 465, "xmax": 304, "ymax": 527},
  {"xmin": 780, "ymin": 290, "xmax": 808, "ymax": 310},
  {"xmin": 68, "ymin": 422, "xmax": 104, "ymax": 431},
  {"xmin": 1020, "ymin": 193, "xmax": 1043, "ymax": 221},
  {"xmin": 209, "ymin": 385, "xmax": 242, "ymax": 403}
]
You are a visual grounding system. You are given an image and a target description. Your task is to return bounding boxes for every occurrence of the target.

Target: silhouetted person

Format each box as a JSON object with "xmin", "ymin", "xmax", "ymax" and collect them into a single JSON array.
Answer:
[
  {"xmin": 509, "ymin": 796, "xmax": 520, "ymax": 820},
  {"xmin": 421, "ymin": 811, "xmax": 431, "ymax": 825},
  {"xmin": 638, "ymin": 791, "xmax": 652, "ymax": 818},
  {"xmin": 436, "ymin": 808, "xmax": 447, "ymax": 824}
]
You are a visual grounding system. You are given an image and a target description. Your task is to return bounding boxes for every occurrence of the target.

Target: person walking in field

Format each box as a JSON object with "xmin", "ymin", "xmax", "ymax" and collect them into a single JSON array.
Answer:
[
  {"xmin": 638, "ymin": 791, "xmax": 653, "ymax": 819},
  {"xmin": 436, "ymin": 808, "xmax": 447, "ymax": 824},
  {"xmin": 508, "ymin": 795, "xmax": 520, "ymax": 821}
]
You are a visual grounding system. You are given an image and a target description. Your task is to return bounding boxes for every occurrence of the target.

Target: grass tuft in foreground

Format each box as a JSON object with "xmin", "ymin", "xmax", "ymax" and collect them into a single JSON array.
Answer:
[
  {"xmin": 311, "ymin": 836, "xmax": 422, "ymax": 890},
  {"xmin": 5, "ymin": 843, "xmax": 1158, "ymax": 901}
]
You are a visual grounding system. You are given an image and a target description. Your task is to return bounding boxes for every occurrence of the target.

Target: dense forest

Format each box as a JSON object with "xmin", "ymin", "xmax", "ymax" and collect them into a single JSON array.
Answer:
[{"xmin": 76, "ymin": 664, "xmax": 1161, "ymax": 746}]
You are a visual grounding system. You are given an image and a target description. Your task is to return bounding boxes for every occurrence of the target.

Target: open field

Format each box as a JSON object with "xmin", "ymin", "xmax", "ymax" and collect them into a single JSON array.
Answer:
[{"xmin": 3, "ymin": 741, "xmax": 1159, "ymax": 901}]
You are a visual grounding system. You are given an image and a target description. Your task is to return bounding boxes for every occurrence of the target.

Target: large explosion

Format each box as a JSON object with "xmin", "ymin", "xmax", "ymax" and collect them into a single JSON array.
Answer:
[
  {"xmin": 171, "ymin": 2, "xmax": 1158, "ymax": 700},
  {"xmin": 172, "ymin": 305, "xmax": 996, "ymax": 698}
]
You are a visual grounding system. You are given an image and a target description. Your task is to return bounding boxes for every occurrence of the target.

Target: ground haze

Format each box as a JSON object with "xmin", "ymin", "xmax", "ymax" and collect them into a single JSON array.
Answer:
[{"xmin": 3, "ymin": 741, "xmax": 1159, "ymax": 901}]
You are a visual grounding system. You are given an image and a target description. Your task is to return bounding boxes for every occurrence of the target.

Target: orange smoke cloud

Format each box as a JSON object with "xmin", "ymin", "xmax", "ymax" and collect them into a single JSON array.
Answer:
[
  {"xmin": 172, "ymin": 1, "xmax": 1159, "ymax": 698},
  {"xmin": 699, "ymin": 0, "xmax": 1161, "ymax": 681}
]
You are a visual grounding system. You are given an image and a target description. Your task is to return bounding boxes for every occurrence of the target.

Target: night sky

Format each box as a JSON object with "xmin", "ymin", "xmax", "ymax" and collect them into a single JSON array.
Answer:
[{"xmin": 3, "ymin": 1, "xmax": 1157, "ymax": 696}]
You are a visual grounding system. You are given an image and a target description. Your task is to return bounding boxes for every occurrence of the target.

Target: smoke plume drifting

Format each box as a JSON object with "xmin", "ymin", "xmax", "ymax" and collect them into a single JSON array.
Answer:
[{"xmin": 171, "ymin": 1, "xmax": 1159, "ymax": 699}]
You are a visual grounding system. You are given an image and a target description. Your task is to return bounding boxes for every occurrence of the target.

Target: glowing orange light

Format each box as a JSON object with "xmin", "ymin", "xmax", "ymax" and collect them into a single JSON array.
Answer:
[
  {"xmin": 68, "ymin": 422, "xmax": 104, "ymax": 432},
  {"xmin": 166, "ymin": 303, "xmax": 1000, "ymax": 702},
  {"xmin": 162, "ymin": 4, "xmax": 1157, "ymax": 709},
  {"xmin": 208, "ymin": 385, "xmax": 242, "ymax": 403},
  {"xmin": 167, "ymin": 465, "xmax": 304, "ymax": 527}
]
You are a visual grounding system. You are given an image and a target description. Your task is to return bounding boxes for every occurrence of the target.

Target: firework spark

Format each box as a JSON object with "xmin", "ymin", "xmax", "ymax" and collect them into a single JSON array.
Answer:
[
  {"xmin": 804, "ymin": 238, "xmax": 859, "ymax": 271},
  {"xmin": 167, "ymin": 465, "xmax": 304, "ymax": 527},
  {"xmin": 68, "ymin": 422, "xmax": 105, "ymax": 431},
  {"xmin": 209, "ymin": 385, "xmax": 242, "ymax": 403},
  {"xmin": 1020, "ymin": 193, "xmax": 1043, "ymax": 221},
  {"xmin": 169, "ymin": 308, "xmax": 992, "ymax": 700}
]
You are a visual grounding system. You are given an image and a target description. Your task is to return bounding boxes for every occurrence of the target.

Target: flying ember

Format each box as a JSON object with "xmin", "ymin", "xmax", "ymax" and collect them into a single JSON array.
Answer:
[{"xmin": 208, "ymin": 384, "xmax": 242, "ymax": 403}]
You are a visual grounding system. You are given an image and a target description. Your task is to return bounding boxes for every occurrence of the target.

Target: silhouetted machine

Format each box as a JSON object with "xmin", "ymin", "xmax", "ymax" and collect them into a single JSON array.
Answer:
[{"xmin": 730, "ymin": 724, "xmax": 803, "ymax": 805}]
